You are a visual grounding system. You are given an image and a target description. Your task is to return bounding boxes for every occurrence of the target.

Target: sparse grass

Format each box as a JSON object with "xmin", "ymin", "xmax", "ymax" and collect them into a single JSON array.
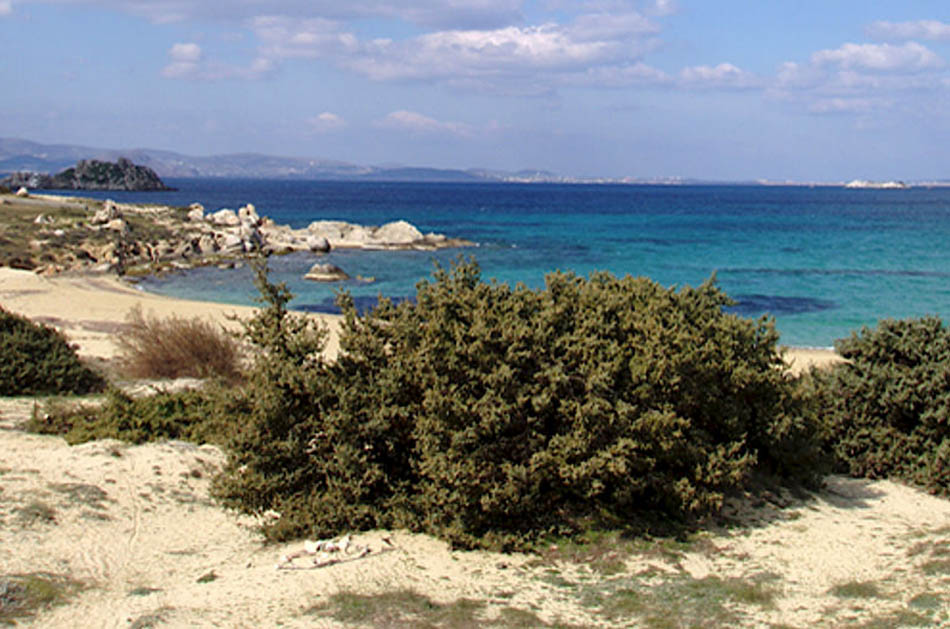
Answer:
[
  {"xmin": 828, "ymin": 580, "xmax": 885, "ymax": 599},
  {"xmin": 908, "ymin": 592, "xmax": 942, "ymax": 610},
  {"xmin": 49, "ymin": 482, "xmax": 110, "ymax": 510},
  {"xmin": 0, "ymin": 572, "xmax": 85, "ymax": 624},
  {"xmin": 196, "ymin": 571, "xmax": 217, "ymax": 584},
  {"xmin": 128, "ymin": 606, "xmax": 175, "ymax": 629},
  {"xmin": 115, "ymin": 305, "xmax": 243, "ymax": 382},
  {"xmin": 856, "ymin": 609, "xmax": 933, "ymax": 628},
  {"xmin": 305, "ymin": 589, "xmax": 486, "ymax": 628},
  {"xmin": 573, "ymin": 569, "xmax": 778, "ymax": 628},
  {"xmin": 128, "ymin": 586, "xmax": 162, "ymax": 597},
  {"xmin": 920, "ymin": 559, "xmax": 950, "ymax": 576},
  {"xmin": 15, "ymin": 500, "xmax": 57, "ymax": 525}
]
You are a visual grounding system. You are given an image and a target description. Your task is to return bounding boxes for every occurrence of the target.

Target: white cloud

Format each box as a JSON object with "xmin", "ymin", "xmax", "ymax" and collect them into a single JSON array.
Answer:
[
  {"xmin": 161, "ymin": 42, "xmax": 202, "ymax": 78},
  {"xmin": 811, "ymin": 42, "xmax": 943, "ymax": 73},
  {"xmin": 648, "ymin": 0, "xmax": 677, "ymax": 17},
  {"xmin": 866, "ymin": 20, "xmax": 950, "ymax": 42},
  {"xmin": 0, "ymin": 1, "xmax": 12, "ymax": 16},
  {"xmin": 308, "ymin": 112, "xmax": 346, "ymax": 132},
  {"xmin": 808, "ymin": 97, "xmax": 881, "ymax": 115},
  {"xmin": 679, "ymin": 62, "xmax": 758, "ymax": 89},
  {"xmin": 161, "ymin": 41, "xmax": 273, "ymax": 80},
  {"xmin": 570, "ymin": 61, "xmax": 669, "ymax": 87},
  {"xmin": 375, "ymin": 110, "xmax": 473, "ymax": 137}
]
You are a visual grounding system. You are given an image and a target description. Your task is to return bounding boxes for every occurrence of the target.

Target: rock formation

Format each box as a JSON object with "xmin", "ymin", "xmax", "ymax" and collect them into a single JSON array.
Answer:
[
  {"xmin": 1, "ymin": 158, "xmax": 173, "ymax": 191},
  {"xmin": 0, "ymin": 190, "xmax": 473, "ymax": 276}
]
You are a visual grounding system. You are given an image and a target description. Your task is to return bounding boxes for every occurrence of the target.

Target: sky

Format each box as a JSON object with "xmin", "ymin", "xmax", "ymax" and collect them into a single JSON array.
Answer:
[{"xmin": 2, "ymin": 1, "xmax": 950, "ymax": 181}]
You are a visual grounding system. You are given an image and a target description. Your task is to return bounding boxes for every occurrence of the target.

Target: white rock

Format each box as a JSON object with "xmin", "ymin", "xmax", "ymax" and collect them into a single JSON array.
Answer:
[
  {"xmin": 218, "ymin": 233, "xmax": 244, "ymax": 253},
  {"xmin": 210, "ymin": 209, "xmax": 241, "ymax": 226},
  {"xmin": 197, "ymin": 234, "xmax": 218, "ymax": 254},
  {"xmin": 92, "ymin": 200, "xmax": 122, "ymax": 225},
  {"xmin": 187, "ymin": 207, "xmax": 206, "ymax": 222},
  {"xmin": 306, "ymin": 236, "xmax": 331, "ymax": 253},
  {"xmin": 304, "ymin": 262, "xmax": 349, "ymax": 282},
  {"xmin": 15, "ymin": 187, "xmax": 29, "ymax": 197},
  {"xmin": 105, "ymin": 218, "xmax": 129, "ymax": 235},
  {"xmin": 238, "ymin": 203, "xmax": 261, "ymax": 226},
  {"xmin": 374, "ymin": 220, "xmax": 423, "ymax": 244}
]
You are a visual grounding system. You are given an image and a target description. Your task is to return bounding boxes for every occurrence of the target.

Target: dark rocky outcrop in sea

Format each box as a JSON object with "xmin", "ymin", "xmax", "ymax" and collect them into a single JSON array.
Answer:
[{"xmin": 1, "ymin": 158, "xmax": 173, "ymax": 191}]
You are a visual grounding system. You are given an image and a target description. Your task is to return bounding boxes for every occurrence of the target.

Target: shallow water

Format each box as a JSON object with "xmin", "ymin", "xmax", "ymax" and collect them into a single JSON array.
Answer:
[{"xmin": 43, "ymin": 180, "xmax": 950, "ymax": 348}]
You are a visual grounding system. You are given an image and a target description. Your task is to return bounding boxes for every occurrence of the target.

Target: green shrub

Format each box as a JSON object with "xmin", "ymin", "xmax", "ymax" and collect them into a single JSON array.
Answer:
[
  {"xmin": 0, "ymin": 307, "xmax": 105, "ymax": 395},
  {"xmin": 115, "ymin": 305, "xmax": 243, "ymax": 382},
  {"xmin": 30, "ymin": 386, "xmax": 244, "ymax": 446},
  {"xmin": 215, "ymin": 257, "xmax": 822, "ymax": 549},
  {"xmin": 814, "ymin": 316, "xmax": 950, "ymax": 492}
]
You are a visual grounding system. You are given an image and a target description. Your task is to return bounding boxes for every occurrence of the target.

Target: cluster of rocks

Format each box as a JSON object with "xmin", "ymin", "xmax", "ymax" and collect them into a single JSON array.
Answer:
[{"xmin": 20, "ymin": 195, "xmax": 470, "ymax": 279}]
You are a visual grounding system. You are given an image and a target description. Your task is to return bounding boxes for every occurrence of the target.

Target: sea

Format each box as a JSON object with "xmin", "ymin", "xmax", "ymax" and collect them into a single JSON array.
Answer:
[{"xmin": 39, "ymin": 179, "xmax": 950, "ymax": 349}]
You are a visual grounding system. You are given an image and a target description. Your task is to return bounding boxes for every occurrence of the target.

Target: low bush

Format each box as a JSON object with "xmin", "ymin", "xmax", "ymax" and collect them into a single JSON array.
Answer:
[
  {"xmin": 813, "ymin": 316, "xmax": 950, "ymax": 493},
  {"xmin": 30, "ymin": 386, "xmax": 244, "ymax": 446},
  {"xmin": 114, "ymin": 305, "xmax": 243, "ymax": 382},
  {"xmin": 0, "ymin": 307, "xmax": 105, "ymax": 395},
  {"xmin": 215, "ymin": 257, "xmax": 824, "ymax": 550}
]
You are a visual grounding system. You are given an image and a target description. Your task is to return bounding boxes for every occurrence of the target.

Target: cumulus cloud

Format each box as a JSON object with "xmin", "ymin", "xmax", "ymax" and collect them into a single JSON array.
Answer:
[
  {"xmin": 161, "ymin": 42, "xmax": 203, "ymax": 78},
  {"xmin": 811, "ymin": 42, "xmax": 943, "ymax": 73},
  {"xmin": 247, "ymin": 8, "xmax": 665, "ymax": 93},
  {"xmin": 866, "ymin": 20, "xmax": 950, "ymax": 42},
  {"xmin": 679, "ymin": 62, "xmax": 758, "ymax": 89},
  {"xmin": 161, "ymin": 41, "xmax": 273, "ymax": 80},
  {"xmin": 375, "ymin": 110, "xmax": 473, "ymax": 137},
  {"xmin": 0, "ymin": 1, "xmax": 12, "ymax": 16},
  {"xmin": 307, "ymin": 112, "xmax": 346, "ymax": 132}
]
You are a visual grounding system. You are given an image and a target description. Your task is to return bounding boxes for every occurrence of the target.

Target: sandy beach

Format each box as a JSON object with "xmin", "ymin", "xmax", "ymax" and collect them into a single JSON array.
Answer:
[
  {"xmin": 5, "ymin": 267, "xmax": 947, "ymax": 628},
  {"xmin": 0, "ymin": 266, "xmax": 838, "ymax": 373},
  {"xmin": 0, "ymin": 267, "xmax": 342, "ymax": 363}
]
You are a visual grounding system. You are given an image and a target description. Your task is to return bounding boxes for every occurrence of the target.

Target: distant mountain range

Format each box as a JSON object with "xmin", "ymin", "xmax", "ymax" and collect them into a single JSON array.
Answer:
[{"xmin": 0, "ymin": 137, "xmax": 585, "ymax": 184}]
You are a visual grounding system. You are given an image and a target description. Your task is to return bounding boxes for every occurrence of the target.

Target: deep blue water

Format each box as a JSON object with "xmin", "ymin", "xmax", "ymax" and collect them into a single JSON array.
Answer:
[{"xmin": 41, "ymin": 179, "xmax": 950, "ymax": 348}]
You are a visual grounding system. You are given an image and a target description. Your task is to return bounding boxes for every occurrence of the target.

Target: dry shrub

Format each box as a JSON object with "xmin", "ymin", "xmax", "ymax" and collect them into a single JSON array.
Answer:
[{"xmin": 115, "ymin": 306, "xmax": 243, "ymax": 382}]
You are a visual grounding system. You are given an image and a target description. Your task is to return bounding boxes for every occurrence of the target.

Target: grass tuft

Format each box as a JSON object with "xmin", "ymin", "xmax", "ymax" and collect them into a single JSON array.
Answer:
[
  {"xmin": 0, "ymin": 573, "xmax": 84, "ymax": 624},
  {"xmin": 115, "ymin": 305, "xmax": 243, "ymax": 382}
]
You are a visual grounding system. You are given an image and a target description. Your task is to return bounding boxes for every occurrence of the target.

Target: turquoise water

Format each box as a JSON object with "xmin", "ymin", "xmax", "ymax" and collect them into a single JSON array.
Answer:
[{"xmin": 44, "ymin": 180, "xmax": 950, "ymax": 348}]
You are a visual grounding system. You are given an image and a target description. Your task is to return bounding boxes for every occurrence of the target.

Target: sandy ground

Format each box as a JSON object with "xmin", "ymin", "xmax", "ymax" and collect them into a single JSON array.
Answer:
[
  {"xmin": 5, "ymin": 266, "xmax": 946, "ymax": 628},
  {"xmin": 3, "ymin": 399, "xmax": 950, "ymax": 628},
  {"xmin": 0, "ymin": 267, "xmax": 341, "ymax": 362}
]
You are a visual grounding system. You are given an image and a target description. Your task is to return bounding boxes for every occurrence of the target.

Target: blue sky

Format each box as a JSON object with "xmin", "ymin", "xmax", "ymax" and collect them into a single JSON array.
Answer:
[{"xmin": 2, "ymin": 0, "xmax": 950, "ymax": 181}]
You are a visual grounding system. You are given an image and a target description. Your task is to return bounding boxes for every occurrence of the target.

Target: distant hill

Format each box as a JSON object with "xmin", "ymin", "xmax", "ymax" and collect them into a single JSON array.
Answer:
[
  {"xmin": 0, "ymin": 137, "xmax": 564, "ymax": 183},
  {"xmin": 1, "ymin": 158, "xmax": 172, "ymax": 191}
]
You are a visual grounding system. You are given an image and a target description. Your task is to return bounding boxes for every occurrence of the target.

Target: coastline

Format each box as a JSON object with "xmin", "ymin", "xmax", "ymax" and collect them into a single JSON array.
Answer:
[
  {"xmin": 0, "ymin": 265, "xmax": 841, "ymax": 373},
  {"xmin": 0, "ymin": 266, "xmax": 343, "ymax": 362}
]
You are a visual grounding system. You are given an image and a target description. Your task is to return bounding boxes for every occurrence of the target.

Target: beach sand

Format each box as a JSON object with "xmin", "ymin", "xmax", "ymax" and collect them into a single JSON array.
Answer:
[
  {"xmin": 4, "ymin": 267, "xmax": 948, "ymax": 627},
  {"xmin": 0, "ymin": 267, "xmax": 341, "ymax": 362}
]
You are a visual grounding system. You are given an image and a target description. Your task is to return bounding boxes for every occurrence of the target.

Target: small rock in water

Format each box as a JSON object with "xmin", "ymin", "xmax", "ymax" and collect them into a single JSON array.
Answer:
[{"xmin": 304, "ymin": 262, "xmax": 349, "ymax": 282}]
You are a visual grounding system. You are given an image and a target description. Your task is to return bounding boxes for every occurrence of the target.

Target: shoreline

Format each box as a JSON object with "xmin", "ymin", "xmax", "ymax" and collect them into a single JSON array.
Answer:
[
  {"xmin": 0, "ymin": 266, "xmax": 842, "ymax": 373},
  {"xmin": 0, "ymin": 266, "xmax": 343, "ymax": 362}
]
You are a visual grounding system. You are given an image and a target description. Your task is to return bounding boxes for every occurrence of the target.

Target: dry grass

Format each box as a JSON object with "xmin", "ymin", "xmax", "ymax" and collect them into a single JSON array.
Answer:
[{"xmin": 115, "ymin": 306, "xmax": 243, "ymax": 382}]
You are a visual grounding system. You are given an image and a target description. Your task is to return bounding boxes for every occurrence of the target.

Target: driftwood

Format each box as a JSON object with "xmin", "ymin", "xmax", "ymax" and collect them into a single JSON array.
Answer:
[{"xmin": 276, "ymin": 534, "xmax": 395, "ymax": 570}]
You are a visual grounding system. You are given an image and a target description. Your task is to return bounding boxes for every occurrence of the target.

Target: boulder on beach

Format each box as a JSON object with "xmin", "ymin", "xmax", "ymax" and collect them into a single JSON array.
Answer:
[
  {"xmin": 304, "ymin": 262, "xmax": 350, "ymax": 282},
  {"xmin": 92, "ymin": 200, "xmax": 122, "ymax": 225}
]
